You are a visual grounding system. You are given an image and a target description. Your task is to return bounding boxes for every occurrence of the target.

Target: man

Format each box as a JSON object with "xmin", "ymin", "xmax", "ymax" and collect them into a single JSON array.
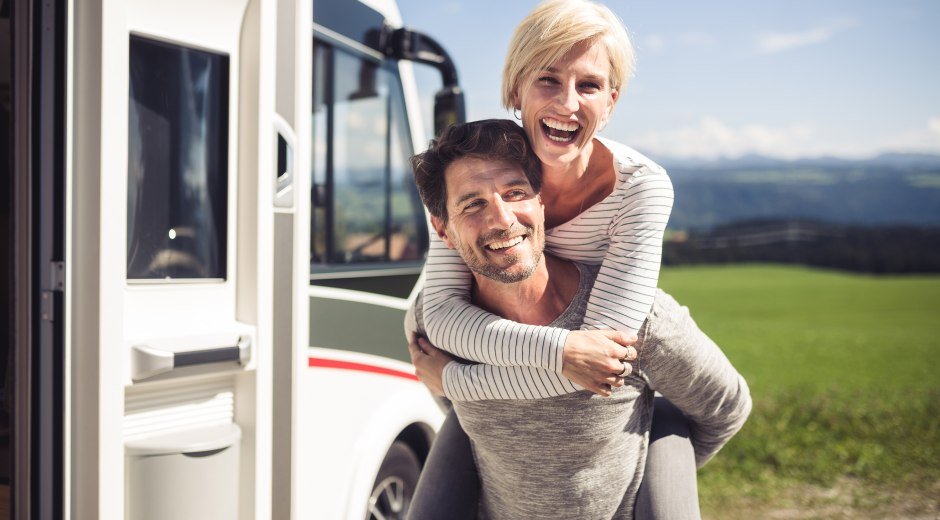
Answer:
[{"xmin": 406, "ymin": 120, "xmax": 751, "ymax": 518}]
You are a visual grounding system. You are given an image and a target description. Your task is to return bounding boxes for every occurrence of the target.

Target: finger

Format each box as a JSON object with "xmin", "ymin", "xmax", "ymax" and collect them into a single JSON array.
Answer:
[
  {"xmin": 612, "ymin": 360, "xmax": 633, "ymax": 377},
  {"xmin": 604, "ymin": 375, "xmax": 625, "ymax": 387},
  {"xmin": 417, "ymin": 336, "xmax": 437, "ymax": 354},
  {"xmin": 602, "ymin": 330, "xmax": 638, "ymax": 347},
  {"xmin": 408, "ymin": 338, "xmax": 425, "ymax": 357},
  {"xmin": 609, "ymin": 345, "xmax": 637, "ymax": 361},
  {"xmin": 622, "ymin": 346, "xmax": 637, "ymax": 361},
  {"xmin": 606, "ymin": 359, "xmax": 624, "ymax": 373},
  {"xmin": 584, "ymin": 381, "xmax": 612, "ymax": 397},
  {"xmin": 611, "ymin": 344, "xmax": 629, "ymax": 360},
  {"xmin": 619, "ymin": 362, "xmax": 633, "ymax": 377}
]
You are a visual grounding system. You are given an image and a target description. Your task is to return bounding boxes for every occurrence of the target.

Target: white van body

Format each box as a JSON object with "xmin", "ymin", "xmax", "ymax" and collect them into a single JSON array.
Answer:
[{"xmin": 3, "ymin": 0, "xmax": 462, "ymax": 517}]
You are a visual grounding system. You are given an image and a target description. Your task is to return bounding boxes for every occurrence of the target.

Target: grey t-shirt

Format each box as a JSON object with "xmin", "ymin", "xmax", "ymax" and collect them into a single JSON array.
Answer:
[{"xmin": 413, "ymin": 262, "xmax": 751, "ymax": 519}]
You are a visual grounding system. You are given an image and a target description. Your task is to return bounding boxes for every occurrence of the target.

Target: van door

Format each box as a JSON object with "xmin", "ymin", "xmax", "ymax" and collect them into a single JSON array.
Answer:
[{"xmin": 70, "ymin": 0, "xmax": 273, "ymax": 517}]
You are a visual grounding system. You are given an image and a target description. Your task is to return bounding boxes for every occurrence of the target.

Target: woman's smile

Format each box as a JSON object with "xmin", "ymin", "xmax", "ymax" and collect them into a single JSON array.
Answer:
[{"xmin": 541, "ymin": 117, "xmax": 581, "ymax": 143}]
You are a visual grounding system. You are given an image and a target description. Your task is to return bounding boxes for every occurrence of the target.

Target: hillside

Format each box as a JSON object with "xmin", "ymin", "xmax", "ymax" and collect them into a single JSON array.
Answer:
[{"xmin": 661, "ymin": 154, "xmax": 940, "ymax": 231}]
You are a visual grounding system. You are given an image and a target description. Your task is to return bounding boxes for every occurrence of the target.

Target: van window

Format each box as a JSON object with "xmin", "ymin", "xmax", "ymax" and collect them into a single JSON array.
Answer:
[
  {"xmin": 127, "ymin": 35, "xmax": 229, "ymax": 281},
  {"xmin": 311, "ymin": 42, "xmax": 427, "ymax": 271}
]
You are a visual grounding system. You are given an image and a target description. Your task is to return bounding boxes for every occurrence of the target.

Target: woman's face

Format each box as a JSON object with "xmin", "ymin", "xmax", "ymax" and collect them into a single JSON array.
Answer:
[{"xmin": 515, "ymin": 40, "xmax": 619, "ymax": 171}]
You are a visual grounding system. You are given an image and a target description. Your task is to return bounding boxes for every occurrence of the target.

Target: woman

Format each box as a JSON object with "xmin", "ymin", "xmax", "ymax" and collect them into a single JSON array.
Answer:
[{"xmin": 409, "ymin": 1, "xmax": 702, "ymax": 518}]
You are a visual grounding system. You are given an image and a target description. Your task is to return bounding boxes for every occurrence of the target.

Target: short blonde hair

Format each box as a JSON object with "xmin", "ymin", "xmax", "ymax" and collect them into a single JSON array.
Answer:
[{"xmin": 501, "ymin": 0, "xmax": 635, "ymax": 110}]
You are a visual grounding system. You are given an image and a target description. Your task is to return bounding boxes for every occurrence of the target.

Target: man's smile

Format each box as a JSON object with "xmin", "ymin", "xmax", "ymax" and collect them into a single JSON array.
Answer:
[{"xmin": 485, "ymin": 235, "xmax": 526, "ymax": 252}]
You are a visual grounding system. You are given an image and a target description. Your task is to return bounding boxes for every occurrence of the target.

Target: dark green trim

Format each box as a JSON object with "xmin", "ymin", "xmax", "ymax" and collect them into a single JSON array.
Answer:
[
  {"xmin": 311, "ymin": 272, "xmax": 419, "ymax": 299},
  {"xmin": 309, "ymin": 296, "xmax": 409, "ymax": 363}
]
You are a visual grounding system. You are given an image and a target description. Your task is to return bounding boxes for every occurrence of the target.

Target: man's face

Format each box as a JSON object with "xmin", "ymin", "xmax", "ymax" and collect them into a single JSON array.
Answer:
[{"xmin": 432, "ymin": 156, "xmax": 545, "ymax": 284}]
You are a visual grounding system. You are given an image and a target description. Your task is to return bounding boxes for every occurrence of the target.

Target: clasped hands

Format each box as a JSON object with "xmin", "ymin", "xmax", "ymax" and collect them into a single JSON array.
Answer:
[{"xmin": 408, "ymin": 330, "xmax": 638, "ymax": 398}]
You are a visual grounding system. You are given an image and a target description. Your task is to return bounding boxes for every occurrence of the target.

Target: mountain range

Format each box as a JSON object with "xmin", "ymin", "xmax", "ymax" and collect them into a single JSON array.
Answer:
[{"xmin": 657, "ymin": 153, "xmax": 940, "ymax": 231}]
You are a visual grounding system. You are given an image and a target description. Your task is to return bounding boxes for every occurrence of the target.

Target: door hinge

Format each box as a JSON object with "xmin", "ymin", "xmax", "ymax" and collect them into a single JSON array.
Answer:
[
  {"xmin": 40, "ymin": 290, "xmax": 54, "ymax": 322},
  {"xmin": 41, "ymin": 261, "xmax": 65, "ymax": 322},
  {"xmin": 49, "ymin": 261, "xmax": 65, "ymax": 292}
]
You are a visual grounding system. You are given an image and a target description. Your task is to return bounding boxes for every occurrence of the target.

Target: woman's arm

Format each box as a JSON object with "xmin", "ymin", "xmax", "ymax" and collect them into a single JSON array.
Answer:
[
  {"xmin": 409, "ymin": 294, "xmax": 631, "ymax": 400},
  {"xmin": 421, "ymin": 234, "xmax": 568, "ymax": 372},
  {"xmin": 408, "ymin": 334, "xmax": 597, "ymax": 401},
  {"xmin": 579, "ymin": 164, "xmax": 674, "ymax": 335},
  {"xmin": 441, "ymin": 358, "xmax": 580, "ymax": 401}
]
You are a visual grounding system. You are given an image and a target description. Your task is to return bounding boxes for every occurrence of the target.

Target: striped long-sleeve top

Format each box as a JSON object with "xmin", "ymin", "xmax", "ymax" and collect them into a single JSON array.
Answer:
[{"xmin": 419, "ymin": 137, "xmax": 675, "ymax": 401}]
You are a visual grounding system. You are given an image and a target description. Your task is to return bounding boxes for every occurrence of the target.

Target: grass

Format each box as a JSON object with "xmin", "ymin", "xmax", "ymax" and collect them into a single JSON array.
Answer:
[{"xmin": 658, "ymin": 264, "xmax": 940, "ymax": 517}]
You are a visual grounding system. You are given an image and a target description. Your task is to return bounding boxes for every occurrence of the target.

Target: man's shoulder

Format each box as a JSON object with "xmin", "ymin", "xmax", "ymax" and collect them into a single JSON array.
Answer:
[
  {"xmin": 575, "ymin": 261, "xmax": 601, "ymax": 279},
  {"xmin": 571, "ymin": 261, "xmax": 600, "ymax": 294}
]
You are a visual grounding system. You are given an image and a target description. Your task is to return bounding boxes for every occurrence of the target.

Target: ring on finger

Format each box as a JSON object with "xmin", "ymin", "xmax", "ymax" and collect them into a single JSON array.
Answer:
[{"xmin": 617, "ymin": 360, "xmax": 630, "ymax": 377}]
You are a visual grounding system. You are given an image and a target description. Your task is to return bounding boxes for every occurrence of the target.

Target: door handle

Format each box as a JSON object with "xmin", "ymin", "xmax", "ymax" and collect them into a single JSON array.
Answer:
[
  {"xmin": 272, "ymin": 113, "xmax": 296, "ymax": 208},
  {"xmin": 131, "ymin": 336, "xmax": 252, "ymax": 381}
]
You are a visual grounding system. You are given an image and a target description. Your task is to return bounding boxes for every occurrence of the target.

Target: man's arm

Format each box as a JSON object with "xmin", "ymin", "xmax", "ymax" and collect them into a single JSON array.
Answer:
[{"xmin": 637, "ymin": 290, "xmax": 752, "ymax": 468}]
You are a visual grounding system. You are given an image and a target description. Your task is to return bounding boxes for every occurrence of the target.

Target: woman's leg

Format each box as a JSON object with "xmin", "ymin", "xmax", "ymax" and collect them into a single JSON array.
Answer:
[
  {"xmin": 635, "ymin": 396, "xmax": 701, "ymax": 520},
  {"xmin": 408, "ymin": 408, "xmax": 480, "ymax": 520}
]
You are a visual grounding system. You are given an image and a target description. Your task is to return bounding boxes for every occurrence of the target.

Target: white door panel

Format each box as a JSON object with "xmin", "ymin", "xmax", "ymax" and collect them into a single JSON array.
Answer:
[{"xmin": 70, "ymin": 0, "xmax": 274, "ymax": 517}]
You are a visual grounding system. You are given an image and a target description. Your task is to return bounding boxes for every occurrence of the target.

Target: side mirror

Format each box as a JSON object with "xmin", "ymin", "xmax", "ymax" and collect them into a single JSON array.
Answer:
[
  {"xmin": 434, "ymin": 86, "xmax": 465, "ymax": 137},
  {"xmin": 386, "ymin": 28, "xmax": 466, "ymax": 136}
]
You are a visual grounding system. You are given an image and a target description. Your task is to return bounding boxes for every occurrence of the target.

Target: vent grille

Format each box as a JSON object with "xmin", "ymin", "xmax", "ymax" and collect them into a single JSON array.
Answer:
[{"xmin": 124, "ymin": 378, "xmax": 235, "ymax": 442}]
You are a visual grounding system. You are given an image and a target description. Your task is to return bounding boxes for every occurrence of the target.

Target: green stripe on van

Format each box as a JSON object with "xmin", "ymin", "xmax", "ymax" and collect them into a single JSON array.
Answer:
[{"xmin": 309, "ymin": 296, "xmax": 410, "ymax": 363}]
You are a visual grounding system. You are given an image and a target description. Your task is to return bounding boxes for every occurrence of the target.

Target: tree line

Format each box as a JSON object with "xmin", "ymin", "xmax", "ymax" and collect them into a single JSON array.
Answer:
[{"xmin": 663, "ymin": 220, "xmax": 940, "ymax": 274}]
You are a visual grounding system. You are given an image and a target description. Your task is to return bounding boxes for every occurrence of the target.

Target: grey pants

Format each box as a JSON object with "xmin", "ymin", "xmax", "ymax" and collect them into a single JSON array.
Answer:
[{"xmin": 408, "ymin": 397, "xmax": 701, "ymax": 519}]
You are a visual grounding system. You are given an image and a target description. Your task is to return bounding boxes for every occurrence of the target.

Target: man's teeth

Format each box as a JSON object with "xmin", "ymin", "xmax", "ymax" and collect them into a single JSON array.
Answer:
[
  {"xmin": 542, "ymin": 118, "xmax": 579, "ymax": 132},
  {"xmin": 487, "ymin": 236, "xmax": 524, "ymax": 250}
]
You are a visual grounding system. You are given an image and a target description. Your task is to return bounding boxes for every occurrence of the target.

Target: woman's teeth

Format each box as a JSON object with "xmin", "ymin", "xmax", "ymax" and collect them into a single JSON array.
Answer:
[
  {"xmin": 542, "ymin": 118, "xmax": 579, "ymax": 131},
  {"xmin": 487, "ymin": 236, "xmax": 524, "ymax": 250},
  {"xmin": 541, "ymin": 118, "xmax": 579, "ymax": 142}
]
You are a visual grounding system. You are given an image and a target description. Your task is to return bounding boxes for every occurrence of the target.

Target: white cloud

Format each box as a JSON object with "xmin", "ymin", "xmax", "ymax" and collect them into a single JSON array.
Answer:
[
  {"xmin": 638, "ymin": 33, "xmax": 717, "ymax": 54},
  {"xmin": 929, "ymin": 116, "xmax": 940, "ymax": 135},
  {"xmin": 679, "ymin": 33, "xmax": 717, "ymax": 47},
  {"xmin": 757, "ymin": 19, "xmax": 857, "ymax": 54},
  {"xmin": 440, "ymin": 1, "xmax": 462, "ymax": 15},
  {"xmin": 620, "ymin": 116, "xmax": 940, "ymax": 160},
  {"xmin": 623, "ymin": 116, "xmax": 820, "ymax": 159},
  {"xmin": 879, "ymin": 117, "xmax": 940, "ymax": 154},
  {"xmin": 641, "ymin": 34, "xmax": 666, "ymax": 53}
]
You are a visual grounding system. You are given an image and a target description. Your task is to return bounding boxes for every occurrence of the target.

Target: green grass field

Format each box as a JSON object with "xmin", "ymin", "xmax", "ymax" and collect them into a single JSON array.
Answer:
[{"xmin": 658, "ymin": 264, "xmax": 940, "ymax": 517}]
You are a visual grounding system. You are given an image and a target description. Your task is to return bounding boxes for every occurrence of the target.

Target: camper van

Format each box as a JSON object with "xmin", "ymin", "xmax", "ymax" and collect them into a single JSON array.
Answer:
[{"xmin": 2, "ymin": 0, "xmax": 464, "ymax": 517}]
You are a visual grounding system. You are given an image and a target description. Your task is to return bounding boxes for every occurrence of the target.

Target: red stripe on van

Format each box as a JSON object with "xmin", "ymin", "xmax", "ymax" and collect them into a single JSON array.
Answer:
[{"xmin": 308, "ymin": 357, "xmax": 419, "ymax": 381}]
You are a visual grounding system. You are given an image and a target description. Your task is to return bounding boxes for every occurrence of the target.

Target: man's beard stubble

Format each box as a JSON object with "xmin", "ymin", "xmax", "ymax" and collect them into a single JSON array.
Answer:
[{"xmin": 459, "ymin": 223, "xmax": 543, "ymax": 284}]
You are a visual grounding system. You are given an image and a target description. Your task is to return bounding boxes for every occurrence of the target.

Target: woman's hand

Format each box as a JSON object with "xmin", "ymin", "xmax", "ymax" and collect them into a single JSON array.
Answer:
[
  {"xmin": 408, "ymin": 334, "xmax": 457, "ymax": 397},
  {"xmin": 562, "ymin": 330, "xmax": 638, "ymax": 397}
]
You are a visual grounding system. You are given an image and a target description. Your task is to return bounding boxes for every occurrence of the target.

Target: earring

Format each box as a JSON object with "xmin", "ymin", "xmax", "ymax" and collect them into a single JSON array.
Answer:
[{"xmin": 513, "ymin": 107, "xmax": 522, "ymax": 120}]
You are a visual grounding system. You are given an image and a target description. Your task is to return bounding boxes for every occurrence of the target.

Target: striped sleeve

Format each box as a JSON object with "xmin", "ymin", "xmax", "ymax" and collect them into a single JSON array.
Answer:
[
  {"xmin": 421, "ymin": 232, "xmax": 569, "ymax": 372},
  {"xmin": 411, "ymin": 289, "xmax": 578, "ymax": 401},
  {"xmin": 579, "ymin": 167, "xmax": 674, "ymax": 334},
  {"xmin": 442, "ymin": 361, "xmax": 580, "ymax": 402}
]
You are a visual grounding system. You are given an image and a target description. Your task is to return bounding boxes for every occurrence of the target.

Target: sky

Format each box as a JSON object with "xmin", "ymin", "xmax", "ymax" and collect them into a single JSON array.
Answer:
[{"xmin": 398, "ymin": 0, "xmax": 940, "ymax": 160}]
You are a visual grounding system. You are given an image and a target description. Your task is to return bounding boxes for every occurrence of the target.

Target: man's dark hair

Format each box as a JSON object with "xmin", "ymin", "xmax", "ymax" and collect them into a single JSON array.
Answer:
[{"xmin": 411, "ymin": 119, "xmax": 542, "ymax": 222}]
